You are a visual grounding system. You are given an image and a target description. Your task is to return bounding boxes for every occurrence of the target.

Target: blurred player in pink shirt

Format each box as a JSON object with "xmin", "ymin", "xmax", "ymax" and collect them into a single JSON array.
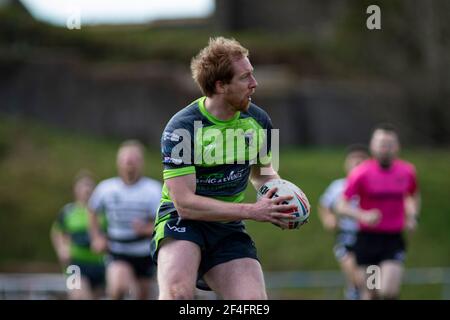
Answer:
[{"xmin": 337, "ymin": 124, "xmax": 421, "ymax": 299}]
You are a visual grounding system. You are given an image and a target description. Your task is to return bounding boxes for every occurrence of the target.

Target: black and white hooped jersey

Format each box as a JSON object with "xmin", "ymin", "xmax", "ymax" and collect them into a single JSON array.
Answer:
[{"xmin": 89, "ymin": 177, "xmax": 162, "ymax": 256}]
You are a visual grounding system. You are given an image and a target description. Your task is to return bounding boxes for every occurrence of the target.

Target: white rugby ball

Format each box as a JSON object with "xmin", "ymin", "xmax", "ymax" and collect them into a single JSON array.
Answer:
[{"xmin": 257, "ymin": 179, "xmax": 310, "ymax": 229}]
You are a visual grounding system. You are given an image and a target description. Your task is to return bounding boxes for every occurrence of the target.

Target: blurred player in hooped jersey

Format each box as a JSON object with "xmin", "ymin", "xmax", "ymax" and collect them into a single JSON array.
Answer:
[
  {"xmin": 337, "ymin": 124, "xmax": 421, "ymax": 300},
  {"xmin": 88, "ymin": 140, "xmax": 162, "ymax": 300},
  {"xmin": 318, "ymin": 144, "xmax": 369, "ymax": 300}
]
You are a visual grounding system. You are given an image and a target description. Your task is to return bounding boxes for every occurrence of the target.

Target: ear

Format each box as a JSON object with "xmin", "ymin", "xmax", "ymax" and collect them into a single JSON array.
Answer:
[{"xmin": 214, "ymin": 80, "xmax": 227, "ymax": 94}]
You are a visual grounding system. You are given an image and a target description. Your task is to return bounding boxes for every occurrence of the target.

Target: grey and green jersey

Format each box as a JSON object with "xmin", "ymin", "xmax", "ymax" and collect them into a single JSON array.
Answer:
[
  {"xmin": 158, "ymin": 96, "xmax": 273, "ymax": 222},
  {"xmin": 53, "ymin": 203, "xmax": 106, "ymax": 264}
]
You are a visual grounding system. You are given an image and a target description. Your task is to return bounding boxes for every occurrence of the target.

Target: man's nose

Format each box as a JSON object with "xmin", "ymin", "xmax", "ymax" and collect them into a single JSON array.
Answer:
[{"xmin": 249, "ymin": 75, "xmax": 258, "ymax": 88}]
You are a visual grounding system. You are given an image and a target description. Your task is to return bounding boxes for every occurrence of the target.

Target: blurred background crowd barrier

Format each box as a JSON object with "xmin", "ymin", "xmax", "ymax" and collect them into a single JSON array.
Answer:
[{"xmin": 2, "ymin": 268, "xmax": 450, "ymax": 299}]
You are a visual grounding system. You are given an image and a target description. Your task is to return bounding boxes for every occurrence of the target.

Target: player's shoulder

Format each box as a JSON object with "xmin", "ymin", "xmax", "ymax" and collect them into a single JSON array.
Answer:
[
  {"xmin": 328, "ymin": 178, "xmax": 346, "ymax": 189},
  {"xmin": 61, "ymin": 202, "xmax": 75, "ymax": 212},
  {"xmin": 95, "ymin": 177, "xmax": 121, "ymax": 191},
  {"xmin": 59, "ymin": 202, "xmax": 76, "ymax": 218},
  {"xmin": 395, "ymin": 159, "xmax": 416, "ymax": 173},
  {"xmin": 322, "ymin": 178, "xmax": 346, "ymax": 197},
  {"xmin": 243, "ymin": 103, "xmax": 272, "ymax": 124},
  {"xmin": 165, "ymin": 98, "xmax": 203, "ymax": 130}
]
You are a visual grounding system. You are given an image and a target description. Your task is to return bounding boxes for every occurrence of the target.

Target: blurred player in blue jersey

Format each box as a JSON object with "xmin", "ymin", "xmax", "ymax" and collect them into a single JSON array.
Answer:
[{"xmin": 318, "ymin": 144, "xmax": 369, "ymax": 300}]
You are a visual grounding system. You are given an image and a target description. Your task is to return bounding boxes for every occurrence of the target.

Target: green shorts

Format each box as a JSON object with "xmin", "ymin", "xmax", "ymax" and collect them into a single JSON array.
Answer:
[{"xmin": 150, "ymin": 213, "xmax": 259, "ymax": 290}]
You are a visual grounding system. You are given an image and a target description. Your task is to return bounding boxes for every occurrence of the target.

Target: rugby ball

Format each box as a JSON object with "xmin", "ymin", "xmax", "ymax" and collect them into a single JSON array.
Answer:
[{"xmin": 257, "ymin": 179, "xmax": 310, "ymax": 229}]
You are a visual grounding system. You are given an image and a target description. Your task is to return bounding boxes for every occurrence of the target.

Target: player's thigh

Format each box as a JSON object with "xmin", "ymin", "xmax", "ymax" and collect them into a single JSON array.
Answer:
[
  {"xmin": 340, "ymin": 252, "xmax": 357, "ymax": 274},
  {"xmin": 135, "ymin": 278, "xmax": 151, "ymax": 300},
  {"xmin": 157, "ymin": 238, "xmax": 201, "ymax": 289},
  {"xmin": 380, "ymin": 260, "xmax": 403, "ymax": 295},
  {"xmin": 356, "ymin": 266, "xmax": 376, "ymax": 300},
  {"xmin": 68, "ymin": 276, "xmax": 93, "ymax": 300},
  {"xmin": 340, "ymin": 252, "xmax": 362, "ymax": 283},
  {"xmin": 203, "ymin": 258, "xmax": 267, "ymax": 300},
  {"xmin": 106, "ymin": 260, "xmax": 135, "ymax": 288}
]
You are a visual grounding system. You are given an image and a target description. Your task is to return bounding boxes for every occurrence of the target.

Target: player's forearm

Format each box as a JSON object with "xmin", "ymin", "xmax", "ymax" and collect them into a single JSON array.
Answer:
[
  {"xmin": 250, "ymin": 173, "xmax": 280, "ymax": 191},
  {"xmin": 174, "ymin": 193, "xmax": 252, "ymax": 221},
  {"xmin": 143, "ymin": 223, "xmax": 154, "ymax": 235},
  {"xmin": 134, "ymin": 222, "xmax": 154, "ymax": 236},
  {"xmin": 88, "ymin": 210, "xmax": 103, "ymax": 239},
  {"xmin": 50, "ymin": 230, "xmax": 70, "ymax": 263},
  {"xmin": 250, "ymin": 165, "xmax": 280, "ymax": 191},
  {"xmin": 317, "ymin": 205, "xmax": 337, "ymax": 230},
  {"xmin": 335, "ymin": 198, "xmax": 363, "ymax": 220},
  {"xmin": 405, "ymin": 193, "xmax": 421, "ymax": 219}
]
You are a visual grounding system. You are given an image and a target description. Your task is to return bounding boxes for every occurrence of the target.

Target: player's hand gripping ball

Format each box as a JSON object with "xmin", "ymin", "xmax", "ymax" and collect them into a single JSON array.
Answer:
[{"xmin": 257, "ymin": 179, "xmax": 310, "ymax": 229}]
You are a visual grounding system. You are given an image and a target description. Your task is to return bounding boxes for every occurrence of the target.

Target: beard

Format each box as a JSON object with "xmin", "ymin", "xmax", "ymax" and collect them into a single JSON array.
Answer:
[
  {"xmin": 235, "ymin": 96, "xmax": 251, "ymax": 112},
  {"xmin": 378, "ymin": 156, "xmax": 393, "ymax": 169},
  {"xmin": 120, "ymin": 169, "xmax": 141, "ymax": 184},
  {"xmin": 225, "ymin": 91, "xmax": 252, "ymax": 112}
]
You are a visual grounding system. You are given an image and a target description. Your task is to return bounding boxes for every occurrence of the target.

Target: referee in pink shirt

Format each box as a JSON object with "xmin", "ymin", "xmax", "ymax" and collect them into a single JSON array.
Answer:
[{"xmin": 337, "ymin": 123, "xmax": 421, "ymax": 299}]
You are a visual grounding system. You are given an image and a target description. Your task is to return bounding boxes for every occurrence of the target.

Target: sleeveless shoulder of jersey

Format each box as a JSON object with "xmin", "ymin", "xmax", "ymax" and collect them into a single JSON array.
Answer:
[{"xmin": 241, "ymin": 103, "xmax": 273, "ymax": 129}]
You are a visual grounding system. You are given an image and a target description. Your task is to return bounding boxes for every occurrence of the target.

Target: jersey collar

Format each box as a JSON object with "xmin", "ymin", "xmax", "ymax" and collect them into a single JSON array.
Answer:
[{"xmin": 198, "ymin": 96, "xmax": 241, "ymax": 125}]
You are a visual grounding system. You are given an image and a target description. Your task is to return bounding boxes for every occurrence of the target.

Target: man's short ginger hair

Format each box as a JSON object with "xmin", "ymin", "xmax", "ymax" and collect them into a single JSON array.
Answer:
[{"xmin": 190, "ymin": 37, "xmax": 249, "ymax": 97}]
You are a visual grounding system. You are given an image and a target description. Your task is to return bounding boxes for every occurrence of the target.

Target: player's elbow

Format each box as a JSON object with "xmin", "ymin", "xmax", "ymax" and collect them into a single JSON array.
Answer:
[
  {"xmin": 172, "ymin": 197, "xmax": 194, "ymax": 219},
  {"xmin": 174, "ymin": 205, "xmax": 194, "ymax": 220}
]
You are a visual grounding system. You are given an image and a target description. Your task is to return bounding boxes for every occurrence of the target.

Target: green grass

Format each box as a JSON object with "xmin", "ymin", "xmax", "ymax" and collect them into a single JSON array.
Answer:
[
  {"xmin": 0, "ymin": 116, "xmax": 162, "ymax": 266},
  {"xmin": 1, "ymin": 116, "xmax": 449, "ymax": 298}
]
